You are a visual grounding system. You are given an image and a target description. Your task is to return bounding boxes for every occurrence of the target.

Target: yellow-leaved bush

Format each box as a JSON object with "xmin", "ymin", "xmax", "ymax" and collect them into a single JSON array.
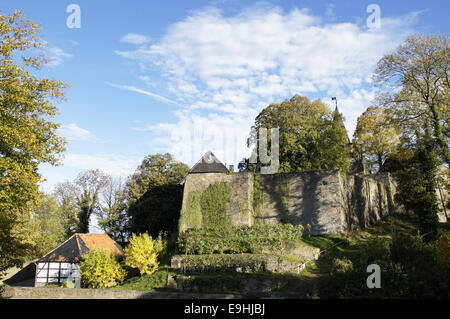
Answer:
[
  {"xmin": 124, "ymin": 233, "xmax": 165, "ymax": 277},
  {"xmin": 79, "ymin": 249, "xmax": 126, "ymax": 288}
]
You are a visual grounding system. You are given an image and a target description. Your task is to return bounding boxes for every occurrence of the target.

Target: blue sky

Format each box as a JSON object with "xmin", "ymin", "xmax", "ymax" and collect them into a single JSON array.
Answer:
[{"xmin": 1, "ymin": 0, "xmax": 449, "ymax": 193}]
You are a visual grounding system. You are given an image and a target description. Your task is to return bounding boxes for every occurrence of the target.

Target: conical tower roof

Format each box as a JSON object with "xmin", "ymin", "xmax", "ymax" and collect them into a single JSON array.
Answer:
[{"xmin": 189, "ymin": 150, "xmax": 229, "ymax": 174}]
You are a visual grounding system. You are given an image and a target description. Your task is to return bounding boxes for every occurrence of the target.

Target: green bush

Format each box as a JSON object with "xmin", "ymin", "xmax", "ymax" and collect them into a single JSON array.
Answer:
[
  {"xmin": 331, "ymin": 257, "xmax": 353, "ymax": 274},
  {"xmin": 79, "ymin": 249, "xmax": 126, "ymax": 288},
  {"xmin": 434, "ymin": 232, "xmax": 450, "ymax": 273},
  {"xmin": 176, "ymin": 254, "xmax": 267, "ymax": 273},
  {"xmin": 177, "ymin": 224, "xmax": 304, "ymax": 255},
  {"xmin": 318, "ymin": 232, "xmax": 450, "ymax": 299}
]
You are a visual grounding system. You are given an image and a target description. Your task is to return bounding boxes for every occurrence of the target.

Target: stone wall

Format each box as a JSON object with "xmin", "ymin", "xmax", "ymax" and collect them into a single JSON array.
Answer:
[
  {"xmin": 254, "ymin": 171, "xmax": 349, "ymax": 234},
  {"xmin": 2, "ymin": 286, "xmax": 241, "ymax": 299},
  {"xmin": 179, "ymin": 170, "xmax": 398, "ymax": 235}
]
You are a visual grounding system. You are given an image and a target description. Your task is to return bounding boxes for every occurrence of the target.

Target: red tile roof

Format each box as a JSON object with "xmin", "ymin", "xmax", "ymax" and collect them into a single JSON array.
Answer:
[{"xmin": 40, "ymin": 233, "xmax": 124, "ymax": 263}]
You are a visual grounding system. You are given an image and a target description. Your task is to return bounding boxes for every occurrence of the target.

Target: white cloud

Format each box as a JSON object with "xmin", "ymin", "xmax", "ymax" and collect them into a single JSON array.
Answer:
[
  {"xmin": 120, "ymin": 33, "xmax": 150, "ymax": 45},
  {"xmin": 107, "ymin": 82, "xmax": 180, "ymax": 106},
  {"xmin": 63, "ymin": 153, "xmax": 140, "ymax": 177},
  {"xmin": 116, "ymin": 6, "xmax": 420, "ymax": 166},
  {"xmin": 46, "ymin": 46, "xmax": 73, "ymax": 67},
  {"xmin": 59, "ymin": 123, "xmax": 100, "ymax": 142}
]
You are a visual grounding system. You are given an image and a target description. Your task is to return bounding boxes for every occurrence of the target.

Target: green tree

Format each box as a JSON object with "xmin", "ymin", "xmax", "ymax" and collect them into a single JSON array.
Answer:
[
  {"xmin": 373, "ymin": 34, "xmax": 449, "ymax": 164},
  {"xmin": 0, "ymin": 10, "xmax": 68, "ymax": 279},
  {"xmin": 98, "ymin": 177, "xmax": 129, "ymax": 245},
  {"xmin": 126, "ymin": 153, "xmax": 189, "ymax": 202},
  {"xmin": 126, "ymin": 154, "xmax": 189, "ymax": 237},
  {"xmin": 28, "ymin": 194, "xmax": 67, "ymax": 258},
  {"xmin": 395, "ymin": 133, "xmax": 440, "ymax": 241},
  {"xmin": 124, "ymin": 233, "xmax": 165, "ymax": 278},
  {"xmin": 240, "ymin": 95, "xmax": 350, "ymax": 174},
  {"xmin": 79, "ymin": 249, "xmax": 126, "ymax": 288},
  {"xmin": 353, "ymin": 106, "xmax": 400, "ymax": 172},
  {"xmin": 53, "ymin": 181, "xmax": 79, "ymax": 236}
]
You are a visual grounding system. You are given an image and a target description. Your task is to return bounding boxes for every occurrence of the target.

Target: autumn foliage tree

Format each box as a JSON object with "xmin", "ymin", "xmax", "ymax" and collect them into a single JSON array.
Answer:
[
  {"xmin": 373, "ymin": 34, "xmax": 449, "ymax": 164},
  {"xmin": 0, "ymin": 10, "xmax": 68, "ymax": 279},
  {"xmin": 353, "ymin": 106, "xmax": 399, "ymax": 172}
]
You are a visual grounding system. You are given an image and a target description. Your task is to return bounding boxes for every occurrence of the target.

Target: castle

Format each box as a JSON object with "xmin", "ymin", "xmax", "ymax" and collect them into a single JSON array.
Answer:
[{"xmin": 178, "ymin": 151, "xmax": 399, "ymax": 235}]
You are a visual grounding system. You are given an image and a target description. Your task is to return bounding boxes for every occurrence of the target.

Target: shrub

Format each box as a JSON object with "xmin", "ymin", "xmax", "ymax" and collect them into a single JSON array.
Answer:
[
  {"xmin": 177, "ymin": 224, "xmax": 304, "ymax": 255},
  {"xmin": 358, "ymin": 237, "xmax": 390, "ymax": 266},
  {"xmin": 176, "ymin": 254, "xmax": 267, "ymax": 273},
  {"xmin": 79, "ymin": 249, "xmax": 126, "ymax": 288},
  {"xmin": 124, "ymin": 233, "xmax": 165, "ymax": 278},
  {"xmin": 433, "ymin": 232, "xmax": 450, "ymax": 273},
  {"xmin": 318, "ymin": 232, "xmax": 450, "ymax": 299},
  {"xmin": 331, "ymin": 257, "xmax": 353, "ymax": 274}
]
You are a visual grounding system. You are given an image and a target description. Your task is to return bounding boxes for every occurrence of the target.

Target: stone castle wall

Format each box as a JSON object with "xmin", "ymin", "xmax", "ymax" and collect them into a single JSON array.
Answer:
[{"xmin": 179, "ymin": 170, "xmax": 398, "ymax": 235}]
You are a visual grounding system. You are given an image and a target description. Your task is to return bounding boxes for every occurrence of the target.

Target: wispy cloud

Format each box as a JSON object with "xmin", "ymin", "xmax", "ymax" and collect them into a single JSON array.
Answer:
[
  {"xmin": 59, "ymin": 123, "xmax": 100, "ymax": 142},
  {"xmin": 46, "ymin": 46, "xmax": 73, "ymax": 67},
  {"xmin": 325, "ymin": 3, "xmax": 337, "ymax": 21},
  {"xmin": 107, "ymin": 82, "xmax": 180, "ymax": 106},
  {"xmin": 120, "ymin": 33, "xmax": 150, "ymax": 45}
]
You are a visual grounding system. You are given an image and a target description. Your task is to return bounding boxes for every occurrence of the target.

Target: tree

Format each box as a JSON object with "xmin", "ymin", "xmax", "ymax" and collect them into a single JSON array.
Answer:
[
  {"xmin": 373, "ymin": 34, "xmax": 449, "ymax": 164},
  {"xmin": 395, "ymin": 133, "xmax": 440, "ymax": 241},
  {"xmin": 126, "ymin": 153, "xmax": 189, "ymax": 202},
  {"xmin": 98, "ymin": 177, "xmax": 129, "ymax": 245},
  {"xmin": 0, "ymin": 10, "xmax": 68, "ymax": 279},
  {"xmin": 53, "ymin": 181, "xmax": 79, "ymax": 236},
  {"xmin": 74, "ymin": 169, "xmax": 110, "ymax": 233},
  {"xmin": 28, "ymin": 194, "xmax": 67, "ymax": 258},
  {"xmin": 240, "ymin": 95, "xmax": 350, "ymax": 174},
  {"xmin": 353, "ymin": 106, "xmax": 400, "ymax": 172},
  {"xmin": 79, "ymin": 249, "xmax": 126, "ymax": 288},
  {"xmin": 125, "ymin": 154, "xmax": 189, "ymax": 237},
  {"xmin": 124, "ymin": 233, "xmax": 165, "ymax": 278}
]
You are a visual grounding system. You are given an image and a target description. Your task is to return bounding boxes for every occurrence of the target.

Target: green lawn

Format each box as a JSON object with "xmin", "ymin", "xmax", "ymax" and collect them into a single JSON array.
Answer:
[{"xmin": 111, "ymin": 267, "xmax": 170, "ymax": 291}]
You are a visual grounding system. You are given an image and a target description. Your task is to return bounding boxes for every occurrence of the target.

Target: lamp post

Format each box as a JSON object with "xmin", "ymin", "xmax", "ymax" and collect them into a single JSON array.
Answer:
[{"xmin": 331, "ymin": 97, "xmax": 337, "ymax": 111}]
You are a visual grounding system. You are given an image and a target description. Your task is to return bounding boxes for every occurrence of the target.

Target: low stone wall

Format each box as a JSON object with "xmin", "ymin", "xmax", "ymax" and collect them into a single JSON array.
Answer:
[
  {"xmin": 2, "ymin": 286, "xmax": 241, "ymax": 299},
  {"xmin": 261, "ymin": 242, "xmax": 320, "ymax": 261},
  {"xmin": 167, "ymin": 273, "xmax": 306, "ymax": 294},
  {"xmin": 171, "ymin": 254, "xmax": 309, "ymax": 275}
]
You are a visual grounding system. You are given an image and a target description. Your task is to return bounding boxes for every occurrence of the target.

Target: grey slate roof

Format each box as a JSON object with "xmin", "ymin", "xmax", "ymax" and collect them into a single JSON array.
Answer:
[
  {"xmin": 189, "ymin": 151, "xmax": 229, "ymax": 173},
  {"xmin": 178, "ymin": 151, "xmax": 229, "ymax": 184}
]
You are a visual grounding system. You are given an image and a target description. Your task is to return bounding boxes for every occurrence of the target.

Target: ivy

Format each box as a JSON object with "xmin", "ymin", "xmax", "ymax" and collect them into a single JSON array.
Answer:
[
  {"xmin": 200, "ymin": 182, "xmax": 231, "ymax": 228},
  {"xmin": 251, "ymin": 173, "xmax": 265, "ymax": 225},
  {"xmin": 178, "ymin": 191, "xmax": 202, "ymax": 233}
]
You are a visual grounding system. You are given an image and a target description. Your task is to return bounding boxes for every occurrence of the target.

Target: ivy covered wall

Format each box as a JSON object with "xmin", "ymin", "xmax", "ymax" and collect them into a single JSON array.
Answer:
[{"xmin": 178, "ymin": 171, "xmax": 397, "ymax": 235}]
